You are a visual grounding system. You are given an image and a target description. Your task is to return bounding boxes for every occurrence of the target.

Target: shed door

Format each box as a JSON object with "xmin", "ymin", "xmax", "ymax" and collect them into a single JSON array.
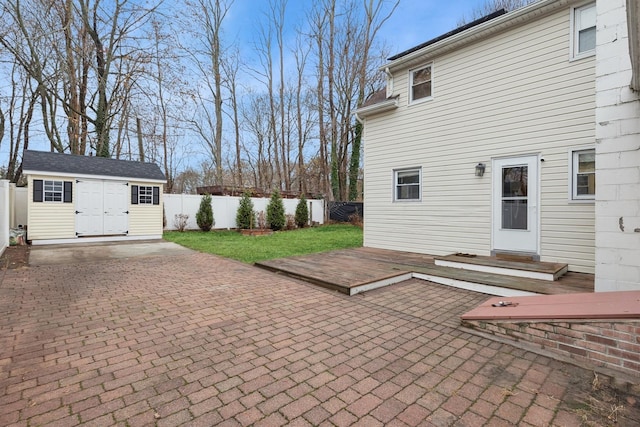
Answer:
[
  {"xmin": 76, "ymin": 180, "xmax": 128, "ymax": 236},
  {"xmin": 103, "ymin": 181, "xmax": 129, "ymax": 235}
]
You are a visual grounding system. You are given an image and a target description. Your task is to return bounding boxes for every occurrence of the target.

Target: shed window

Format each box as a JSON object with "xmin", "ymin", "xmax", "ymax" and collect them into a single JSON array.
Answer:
[
  {"xmin": 139, "ymin": 186, "xmax": 153, "ymax": 204},
  {"xmin": 44, "ymin": 180, "xmax": 63, "ymax": 202},
  {"xmin": 33, "ymin": 179, "xmax": 72, "ymax": 203},
  {"xmin": 131, "ymin": 185, "xmax": 160, "ymax": 205}
]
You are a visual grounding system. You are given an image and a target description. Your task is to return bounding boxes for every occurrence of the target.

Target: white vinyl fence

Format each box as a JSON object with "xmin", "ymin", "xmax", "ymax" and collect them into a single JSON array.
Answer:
[
  {"xmin": 0, "ymin": 180, "xmax": 9, "ymax": 255},
  {"xmin": 163, "ymin": 194, "xmax": 325, "ymax": 231}
]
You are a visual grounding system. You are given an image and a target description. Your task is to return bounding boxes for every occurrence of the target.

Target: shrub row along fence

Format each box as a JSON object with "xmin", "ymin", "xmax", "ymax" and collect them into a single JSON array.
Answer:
[
  {"xmin": 164, "ymin": 194, "xmax": 325, "ymax": 231},
  {"xmin": 329, "ymin": 201, "xmax": 363, "ymax": 223}
]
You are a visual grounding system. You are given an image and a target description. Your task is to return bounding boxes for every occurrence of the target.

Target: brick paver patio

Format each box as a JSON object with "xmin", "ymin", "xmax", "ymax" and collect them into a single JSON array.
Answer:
[{"xmin": 0, "ymin": 250, "xmax": 628, "ymax": 426}]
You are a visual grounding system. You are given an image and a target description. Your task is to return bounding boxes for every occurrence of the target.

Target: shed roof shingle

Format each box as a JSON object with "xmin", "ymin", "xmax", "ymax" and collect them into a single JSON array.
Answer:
[{"xmin": 22, "ymin": 150, "xmax": 166, "ymax": 181}]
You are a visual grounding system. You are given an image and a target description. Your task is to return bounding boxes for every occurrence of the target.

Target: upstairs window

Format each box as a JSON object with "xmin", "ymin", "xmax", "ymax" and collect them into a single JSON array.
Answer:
[
  {"xmin": 394, "ymin": 168, "xmax": 421, "ymax": 201},
  {"xmin": 410, "ymin": 64, "xmax": 432, "ymax": 103},
  {"xmin": 571, "ymin": 149, "xmax": 595, "ymax": 200},
  {"xmin": 572, "ymin": 3, "xmax": 596, "ymax": 59}
]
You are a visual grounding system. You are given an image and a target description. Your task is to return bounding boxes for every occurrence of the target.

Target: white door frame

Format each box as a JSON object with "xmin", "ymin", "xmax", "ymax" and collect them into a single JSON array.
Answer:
[{"xmin": 491, "ymin": 154, "xmax": 540, "ymax": 255}]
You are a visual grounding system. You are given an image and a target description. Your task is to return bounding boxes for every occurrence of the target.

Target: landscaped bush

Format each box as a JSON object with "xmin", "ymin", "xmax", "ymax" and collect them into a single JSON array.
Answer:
[
  {"xmin": 295, "ymin": 194, "xmax": 309, "ymax": 228},
  {"xmin": 285, "ymin": 214, "xmax": 296, "ymax": 230},
  {"xmin": 236, "ymin": 192, "xmax": 255, "ymax": 229},
  {"xmin": 266, "ymin": 189, "xmax": 286, "ymax": 231},
  {"xmin": 196, "ymin": 194, "xmax": 214, "ymax": 231},
  {"xmin": 174, "ymin": 213, "xmax": 189, "ymax": 232},
  {"xmin": 257, "ymin": 211, "xmax": 266, "ymax": 229}
]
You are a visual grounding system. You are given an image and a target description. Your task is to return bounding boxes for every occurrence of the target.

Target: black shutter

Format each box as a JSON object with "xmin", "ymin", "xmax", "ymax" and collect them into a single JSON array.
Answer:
[
  {"xmin": 152, "ymin": 186, "xmax": 160, "ymax": 205},
  {"xmin": 33, "ymin": 180, "xmax": 43, "ymax": 202},
  {"xmin": 131, "ymin": 185, "xmax": 139, "ymax": 204},
  {"xmin": 63, "ymin": 181, "xmax": 73, "ymax": 203}
]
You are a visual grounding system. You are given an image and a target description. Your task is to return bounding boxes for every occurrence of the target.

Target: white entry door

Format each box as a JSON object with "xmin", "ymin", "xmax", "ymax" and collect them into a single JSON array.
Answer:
[
  {"xmin": 76, "ymin": 180, "xmax": 129, "ymax": 236},
  {"xmin": 492, "ymin": 155, "xmax": 539, "ymax": 254}
]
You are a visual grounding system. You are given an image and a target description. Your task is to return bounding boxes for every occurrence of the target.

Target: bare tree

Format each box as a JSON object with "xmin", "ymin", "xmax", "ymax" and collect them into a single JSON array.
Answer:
[
  {"xmin": 308, "ymin": 0, "xmax": 396, "ymax": 201},
  {"xmin": 184, "ymin": 0, "xmax": 232, "ymax": 185},
  {"xmin": 0, "ymin": 0, "xmax": 159, "ymax": 157},
  {"xmin": 457, "ymin": 0, "xmax": 536, "ymax": 25},
  {"xmin": 220, "ymin": 47, "xmax": 243, "ymax": 187},
  {"xmin": 79, "ymin": 0, "xmax": 159, "ymax": 157},
  {"xmin": 349, "ymin": 0, "xmax": 398, "ymax": 201}
]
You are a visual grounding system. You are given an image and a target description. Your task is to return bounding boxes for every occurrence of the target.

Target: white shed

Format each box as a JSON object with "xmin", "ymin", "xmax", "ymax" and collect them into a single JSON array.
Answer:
[{"xmin": 22, "ymin": 150, "xmax": 166, "ymax": 245}]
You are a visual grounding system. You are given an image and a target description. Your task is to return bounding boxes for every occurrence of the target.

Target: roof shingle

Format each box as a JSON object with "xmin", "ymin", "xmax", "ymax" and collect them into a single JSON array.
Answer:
[{"xmin": 22, "ymin": 150, "xmax": 166, "ymax": 181}]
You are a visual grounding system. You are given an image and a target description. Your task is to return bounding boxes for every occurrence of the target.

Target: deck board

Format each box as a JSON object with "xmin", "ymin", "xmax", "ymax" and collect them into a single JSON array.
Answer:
[{"xmin": 254, "ymin": 248, "xmax": 594, "ymax": 295}]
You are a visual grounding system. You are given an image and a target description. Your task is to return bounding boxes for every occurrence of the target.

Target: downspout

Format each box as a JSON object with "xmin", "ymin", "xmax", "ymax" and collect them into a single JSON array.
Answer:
[{"xmin": 384, "ymin": 67, "xmax": 394, "ymax": 97}]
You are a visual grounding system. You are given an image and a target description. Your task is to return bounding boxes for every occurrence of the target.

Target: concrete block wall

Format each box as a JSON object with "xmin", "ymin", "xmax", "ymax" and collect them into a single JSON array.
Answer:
[
  {"xmin": 595, "ymin": 0, "xmax": 640, "ymax": 291},
  {"xmin": 463, "ymin": 319, "xmax": 640, "ymax": 379}
]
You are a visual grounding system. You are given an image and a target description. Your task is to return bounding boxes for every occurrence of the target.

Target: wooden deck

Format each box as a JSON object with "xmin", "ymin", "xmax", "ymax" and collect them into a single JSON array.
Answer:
[{"xmin": 255, "ymin": 247, "xmax": 594, "ymax": 296}]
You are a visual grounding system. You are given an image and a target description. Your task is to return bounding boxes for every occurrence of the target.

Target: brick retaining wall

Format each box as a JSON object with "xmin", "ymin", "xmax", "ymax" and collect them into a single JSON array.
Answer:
[{"xmin": 462, "ymin": 319, "xmax": 640, "ymax": 379}]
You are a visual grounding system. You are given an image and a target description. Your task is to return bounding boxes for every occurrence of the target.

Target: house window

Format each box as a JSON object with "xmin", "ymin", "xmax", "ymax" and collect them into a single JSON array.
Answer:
[
  {"xmin": 571, "ymin": 3, "xmax": 596, "ymax": 59},
  {"xmin": 410, "ymin": 64, "xmax": 432, "ymax": 103},
  {"xmin": 394, "ymin": 168, "xmax": 421, "ymax": 201},
  {"xmin": 138, "ymin": 186, "xmax": 154, "ymax": 204},
  {"xmin": 44, "ymin": 180, "xmax": 64, "ymax": 202},
  {"xmin": 571, "ymin": 149, "xmax": 595, "ymax": 200}
]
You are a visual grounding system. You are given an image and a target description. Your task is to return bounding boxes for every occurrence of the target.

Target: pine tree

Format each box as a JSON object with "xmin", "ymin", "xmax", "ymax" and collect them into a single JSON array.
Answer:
[
  {"xmin": 236, "ymin": 192, "xmax": 255, "ymax": 229},
  {"xmin": 196, "ymin": 194, "xmax": 214, "ymax": 231},
  {"xmin": 295, "ymin": 195, "xmax": 309, "ymax": 228},
  {"xmin": 266, "ymin": 189, "xmax": 286, "ymax": 231}
]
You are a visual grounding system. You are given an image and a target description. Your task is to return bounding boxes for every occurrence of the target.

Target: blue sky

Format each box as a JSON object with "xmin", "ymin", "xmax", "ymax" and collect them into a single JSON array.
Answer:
[
  {"xmin": 224, "ymin": 0, "xmax": 488, "ymax": 58},
  {"xmin": 1, "ymin": 0, "xmax": 488, "ymax": 163}
]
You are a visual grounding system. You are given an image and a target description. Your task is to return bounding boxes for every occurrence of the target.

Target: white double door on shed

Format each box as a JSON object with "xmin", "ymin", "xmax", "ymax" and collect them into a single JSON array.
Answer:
[
  {"xmin": 76, "ymin": 179, "xmax": 129, "ymax": 236},
  {"xmin": 492, "ymin": 155, "xmax": 539, "ymax": 254}
]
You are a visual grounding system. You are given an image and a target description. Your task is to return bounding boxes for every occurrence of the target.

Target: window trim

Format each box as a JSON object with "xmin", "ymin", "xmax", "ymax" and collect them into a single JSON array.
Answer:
[
  {"xmin": 138, "ymin": 185, "xmax": 154, "ymax": 205},
  {"xmin": 408, "ymin": 63, "xmax": 433, "ymax": 105},
  {"xmin": 393, "ymin": 167, "xmax": 422, "ymax": 202},
  {"xmin": 44, "ymin": 180, "xmax": 64, "ymax": 202},
  {"xmin": 568, "ymin": 147, "xmax": 595, "ymax": 202},
  {"xmin": 569, "ymin": 2, "xmax": 596, "ymax": 61}
]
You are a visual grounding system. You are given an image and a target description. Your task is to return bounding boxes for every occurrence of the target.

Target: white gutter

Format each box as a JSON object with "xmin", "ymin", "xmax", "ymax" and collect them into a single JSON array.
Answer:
[{"xmin": 354, "ymin": 97, "xmax": 399, "ymax": 119}]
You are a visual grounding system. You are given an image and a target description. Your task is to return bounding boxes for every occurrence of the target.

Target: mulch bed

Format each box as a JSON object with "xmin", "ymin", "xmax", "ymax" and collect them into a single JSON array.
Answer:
[{"xmin": 0, "ymin": 245, "xmax": 30, "ymax": 270}]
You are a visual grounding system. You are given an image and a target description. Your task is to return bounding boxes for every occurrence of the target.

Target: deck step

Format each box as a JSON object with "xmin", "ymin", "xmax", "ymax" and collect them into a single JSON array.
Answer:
[
  {"xmin": 406, "ymin": 264, "xmax": 586, "ymax": 296},
  {"xmin": 434, "ymin": 254, "xmax": 568, "ymax": 281}
]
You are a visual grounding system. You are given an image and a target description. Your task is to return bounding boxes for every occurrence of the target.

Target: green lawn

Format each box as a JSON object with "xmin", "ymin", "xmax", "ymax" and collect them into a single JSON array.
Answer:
[{"xmin": 163, "ymin": 224, "xmax": 363, "ymax": 263}]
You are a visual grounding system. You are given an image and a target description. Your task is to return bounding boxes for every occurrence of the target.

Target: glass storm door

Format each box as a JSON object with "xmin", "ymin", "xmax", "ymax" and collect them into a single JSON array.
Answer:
[{"xmin": 492, "ymin": 156, "xmax": 538, "ymax": 254}]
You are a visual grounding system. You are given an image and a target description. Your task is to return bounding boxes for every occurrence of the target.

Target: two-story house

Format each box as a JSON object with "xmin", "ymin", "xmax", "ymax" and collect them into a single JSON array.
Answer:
[{"xmin": 356, "ymin": 0, "xmax": 639, "ymax": 291}]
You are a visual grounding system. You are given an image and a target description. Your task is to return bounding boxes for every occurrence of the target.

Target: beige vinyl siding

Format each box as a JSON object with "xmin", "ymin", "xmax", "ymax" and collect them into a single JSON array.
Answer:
[
  {"xmin": 26, "ymin": 175, "xmax": 76, "ymax": 240},
  {"xmin": 363, "ymin": 6, "xmax": 595, "ymax": 273},
  {"xmin": 128, "ymin": 182, "xmax": 163, "ymax": 236}
]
